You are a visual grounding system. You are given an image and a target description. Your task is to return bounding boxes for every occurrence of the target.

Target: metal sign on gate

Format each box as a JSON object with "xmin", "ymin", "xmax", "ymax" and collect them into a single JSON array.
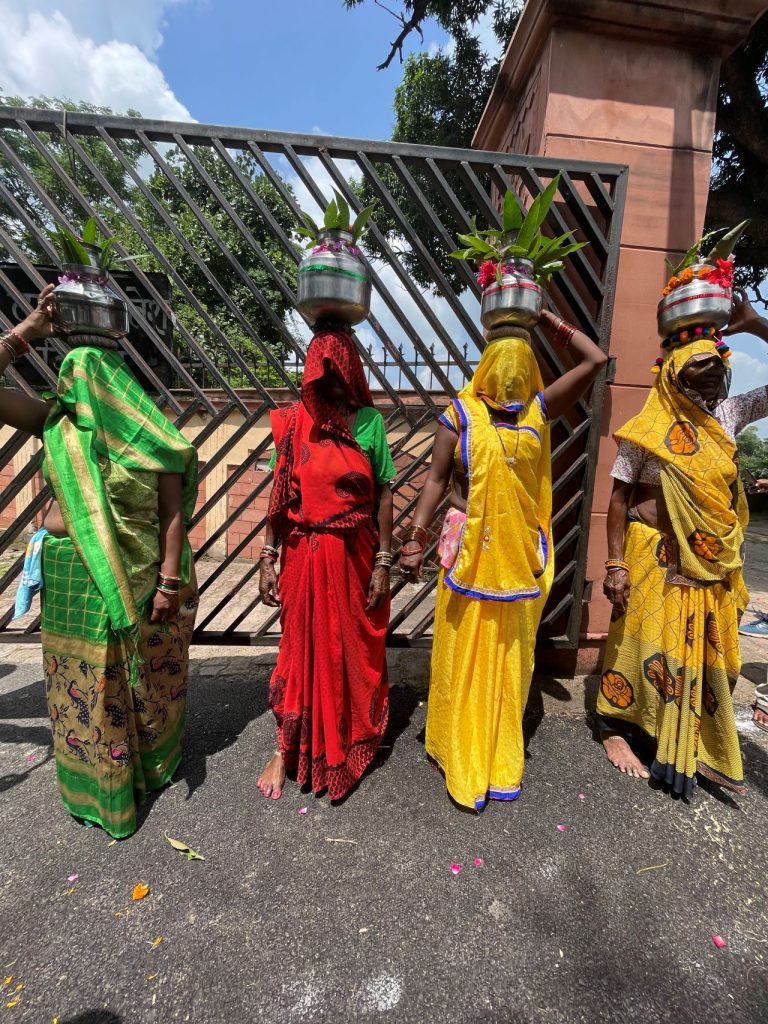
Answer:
[{"xmin": 0, "ymin": 106, "xmax": 627, "ymax": 648}]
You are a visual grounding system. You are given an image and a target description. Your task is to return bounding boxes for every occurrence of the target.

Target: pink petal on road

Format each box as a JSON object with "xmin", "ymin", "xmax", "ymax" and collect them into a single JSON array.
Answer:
[
  {"xmin": 473, "ymin": 858, "xmax": 483, "ymax": 867},
  {"xmin": 557, "ymin": 825, "xmax": 568, "ymax": 832},
  {"xmin": 712, "ymin": 935, "xmax": 727, "ymax": 949},
  {"xmin": 450, "ymin": 864, "xmax": 462, "ymax": 875},
  {"xmin": 67, "ymin": 874, "xmax": 78, "ymax": 883},
  {"xmin": 578, "ymin": 793, "xmax": 586, "ymax": 801},
  {"xmin": 26, "ymin": 755, "xmax": 37, "ymax": 764},
  {"xmin": 298, "ymin": 807, "xmax": 308, "ymax": 815}
]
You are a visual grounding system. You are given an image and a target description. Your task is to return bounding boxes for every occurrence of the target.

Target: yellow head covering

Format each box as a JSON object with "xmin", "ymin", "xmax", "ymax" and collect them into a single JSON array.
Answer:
[
  {"xmin": 616, "ymin": 338, "xmax": 746, "ymax": 583},
  {"xmin": 460, "ymin": 334, "xmax": 544, "ymax": 412},
  {"xmin": 446, "ymin": 334, "xmax": 553, "ymax": 600}
]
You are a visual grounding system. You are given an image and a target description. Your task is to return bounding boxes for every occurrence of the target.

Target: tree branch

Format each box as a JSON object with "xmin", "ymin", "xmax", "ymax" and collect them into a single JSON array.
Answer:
[{"xmin": 374, "ymin": 0, "xmax": 431, "ymax": 70}]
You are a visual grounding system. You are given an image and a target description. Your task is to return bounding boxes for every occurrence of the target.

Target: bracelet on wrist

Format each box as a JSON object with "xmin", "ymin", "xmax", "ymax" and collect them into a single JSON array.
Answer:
[
  {"xmin": 554, "ymin": 318, "xmax": 576, "ymax": 349},
  {"xmin": 0, "ymin": 331, "xmax": 29, "ymax": 363},
  {"xmin": 402, "ymin": 524, "xmax": 428, "ymax": 546},
  {"xmin": 605, "ymin": 559, "xmax": 630, "ymax": 573}
]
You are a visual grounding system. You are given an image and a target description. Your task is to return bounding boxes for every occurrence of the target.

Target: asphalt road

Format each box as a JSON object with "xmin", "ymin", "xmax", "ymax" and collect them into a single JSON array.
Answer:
[{"xmin": 1, "ymin": 653, "xmax": 768, "ymax": 1024}]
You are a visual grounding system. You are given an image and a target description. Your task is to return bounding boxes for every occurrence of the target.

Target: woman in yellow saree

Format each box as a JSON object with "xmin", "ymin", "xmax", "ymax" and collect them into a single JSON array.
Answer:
[
  {"xmin": 598, "ymin": 317, "xmax": 767, "ymax": 799},
  {"xmin": 400, "ymin": 312, "xmax": 606, "ymax": 810}
]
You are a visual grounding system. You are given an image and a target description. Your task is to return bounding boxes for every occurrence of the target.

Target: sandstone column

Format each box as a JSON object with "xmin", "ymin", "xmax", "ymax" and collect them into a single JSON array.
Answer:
[{"xmin": 474, "ymin": 0, "xmax": 767, "ymax": 670}]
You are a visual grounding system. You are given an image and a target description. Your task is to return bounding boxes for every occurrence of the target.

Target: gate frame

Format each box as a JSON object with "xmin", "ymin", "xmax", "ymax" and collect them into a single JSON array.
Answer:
[{"xmin": 0, "ymin": 107, "xmax": 629, "ymax": 649}]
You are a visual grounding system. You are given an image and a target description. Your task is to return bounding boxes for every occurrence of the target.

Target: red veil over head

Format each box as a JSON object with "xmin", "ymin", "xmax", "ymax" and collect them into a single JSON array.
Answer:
[
  {"xmin": 268, "ymin": 329, "xmax": 374, "ymax": 531},
  {"xmin": 300, "ymin": 328, "xmax": 374, "ymax": 438}
]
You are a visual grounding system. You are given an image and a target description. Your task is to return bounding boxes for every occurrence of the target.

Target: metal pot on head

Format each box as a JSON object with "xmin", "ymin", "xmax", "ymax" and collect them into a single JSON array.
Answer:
[
  {"xmin": 480, "ymin": 258, "xmax": 543, "ymax": 331},
  {"xmin": 53, "ymin": 243, "xmax": 129, "ymax": 344},
  {"xmin": 657, "ymin": 262, "xmax": 732, "ymax": 338},
  {"xmin": 297, "ymin": 229, "xmax": 371, "ymax": 327}
]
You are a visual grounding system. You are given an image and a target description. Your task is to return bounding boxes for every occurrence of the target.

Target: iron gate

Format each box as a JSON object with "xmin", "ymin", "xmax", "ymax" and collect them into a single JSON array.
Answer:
[{"xmin": 0, "ymin": 106, "xmax": 627, "ymax": 648}]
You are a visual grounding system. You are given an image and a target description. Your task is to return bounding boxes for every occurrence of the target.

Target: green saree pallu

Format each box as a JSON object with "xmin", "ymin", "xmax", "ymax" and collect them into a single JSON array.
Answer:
[{"xmin": 41, "ymin": 347, "xmax": 199, "ymax": 838}]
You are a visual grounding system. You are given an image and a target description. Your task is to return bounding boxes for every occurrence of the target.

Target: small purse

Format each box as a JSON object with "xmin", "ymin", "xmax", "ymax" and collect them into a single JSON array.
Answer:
[{"xmin": 437, "ymin": 508, "xmax": 466, "ymax": 569}]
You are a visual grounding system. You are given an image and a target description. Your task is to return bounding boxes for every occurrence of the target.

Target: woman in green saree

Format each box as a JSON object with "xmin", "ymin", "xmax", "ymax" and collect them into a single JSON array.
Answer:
[{"xmin": 1, "ymin": 285, "xmax": 198, "ymax": 838}]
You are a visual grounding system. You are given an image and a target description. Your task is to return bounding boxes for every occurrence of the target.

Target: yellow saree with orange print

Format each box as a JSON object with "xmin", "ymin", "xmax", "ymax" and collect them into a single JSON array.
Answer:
[{"xmin": 597, "ymin": 338, "xmax": 748, "ymax": 798}]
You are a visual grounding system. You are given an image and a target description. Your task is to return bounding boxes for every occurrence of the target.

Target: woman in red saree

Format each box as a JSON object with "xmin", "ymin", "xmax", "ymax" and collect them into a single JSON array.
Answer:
[{"xmin": 257, "ymin": 328, "xmax": 395, "ymax": 801}]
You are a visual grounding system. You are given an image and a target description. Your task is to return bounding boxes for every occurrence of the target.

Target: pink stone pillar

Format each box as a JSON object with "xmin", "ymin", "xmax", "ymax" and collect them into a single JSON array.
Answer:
[{"xmin": 474, "ymin": 0, "xmax": 767, "ymax": 672}]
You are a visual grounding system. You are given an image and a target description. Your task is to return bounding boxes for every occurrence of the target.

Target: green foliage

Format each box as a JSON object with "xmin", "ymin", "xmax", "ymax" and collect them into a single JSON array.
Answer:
[
  {"xmin": 347, "ymin": 3, "xmax": 768, "ymax": 302},
  {"xmin": 737, "ymin": 425, "xmax": 768, "ymax": 478},
  {"xmin": 138, "ymin": 143, "xmax": 299, "ymax": 387},
  {"xmin": 0, "ymin": 93, "xmax": 299, "ymax": 387},
  {"xmin": 48, "ymin": 216, "xmax": 148, "ymax": 271},
  {"xmin": 665, "ymin": 221, "xmax": 750, "ymax": 277},
  {"xmin": 449, "ymin": 176, "xmax": 587, "ymax": 285},
  {"xmin": 295, "ymin": 191, "xmax": 374, "ymax": 246},
  {"xmin": 707, "ymin": 12, "xmax": 768, "ymax": 300},
  {"xmin": 355, "ymin": 29, "xmax": 513, "ymax": 289}
]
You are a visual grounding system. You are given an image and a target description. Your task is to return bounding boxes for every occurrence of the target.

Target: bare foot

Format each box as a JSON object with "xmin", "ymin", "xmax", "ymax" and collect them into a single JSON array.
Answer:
[
  {"xmin": 753, "ymin": 707, "xmax": 768, "ymax": 733},
  {"xmin": 601, "ymin": 733, "xmax": 650, "ymax": 779},
  {"xmin": 257, "ymin": 753, "xmax": 286, "ymax": 800}
]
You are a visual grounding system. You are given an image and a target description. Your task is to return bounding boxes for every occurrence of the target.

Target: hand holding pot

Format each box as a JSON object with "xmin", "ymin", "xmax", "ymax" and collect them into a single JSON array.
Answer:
[
  {"xmin": 723, "ymin": 290, "xmax": 761, "ymax": 336},
  {"xmin": 16, "ymin": 284, "xmax": 65, "ymax": 342}
]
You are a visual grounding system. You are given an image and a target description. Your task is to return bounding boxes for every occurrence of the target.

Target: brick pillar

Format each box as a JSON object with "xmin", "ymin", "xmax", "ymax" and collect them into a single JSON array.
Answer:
[{"xmin": 474, "ymin": 0, "xmax": 766, "ymax": 671}]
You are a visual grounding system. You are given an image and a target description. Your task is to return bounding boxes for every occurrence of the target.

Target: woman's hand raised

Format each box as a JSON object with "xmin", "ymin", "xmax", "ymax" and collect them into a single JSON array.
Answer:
[{"xmin": 16, "ymin": 284, "xmax": 64, "ymax": 342}]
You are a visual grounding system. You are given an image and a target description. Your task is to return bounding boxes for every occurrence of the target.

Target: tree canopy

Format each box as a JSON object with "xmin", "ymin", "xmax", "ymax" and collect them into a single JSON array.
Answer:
[
  {"xmin": 0, "ymin": 94, "xmax": 299, "ymax": 387},
  {"xmin": 736, "ymin": 424, "xmax": 768, "ymax": 478},
  {"xmin": 346, "ymin": 0, "xmax": 768, "ymax": 298}
]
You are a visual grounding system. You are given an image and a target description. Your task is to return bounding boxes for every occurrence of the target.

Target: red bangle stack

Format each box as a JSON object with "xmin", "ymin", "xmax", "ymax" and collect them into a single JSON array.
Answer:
[
  {"xmin": 0, "ymin": 330, "xmax": 30, "ymax": 363},
  {"xmin": 157, "ymin": 573, "xmax": 181, "ymax": 596},
  {"xmin": 553, "ymin": 318, "xmax": 575, "ymax": 349}
]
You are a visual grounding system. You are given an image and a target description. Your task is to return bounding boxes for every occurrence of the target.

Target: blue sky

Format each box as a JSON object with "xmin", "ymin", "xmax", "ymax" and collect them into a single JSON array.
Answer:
[{"xmin": 159, "ymin": 0, "xmax": 449, "ymax": 138}]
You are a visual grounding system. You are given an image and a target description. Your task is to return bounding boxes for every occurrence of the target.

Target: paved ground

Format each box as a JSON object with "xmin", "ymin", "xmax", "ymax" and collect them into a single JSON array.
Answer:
[{"xmin": 2, "ymin": 523, "xmax": 768, "ymax": 1023}]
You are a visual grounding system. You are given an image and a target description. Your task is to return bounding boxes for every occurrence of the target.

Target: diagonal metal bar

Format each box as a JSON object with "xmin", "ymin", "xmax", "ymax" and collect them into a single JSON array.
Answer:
[{"xmin": 4, "ymin": 124, "xmax": 191, "ymax": 412}]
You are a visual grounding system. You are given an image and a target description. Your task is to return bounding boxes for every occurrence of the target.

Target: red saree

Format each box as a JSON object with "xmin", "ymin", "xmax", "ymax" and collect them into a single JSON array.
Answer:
[{"xmin": 267, "ymin": 331, "xmax": 390, "ymax": 800}]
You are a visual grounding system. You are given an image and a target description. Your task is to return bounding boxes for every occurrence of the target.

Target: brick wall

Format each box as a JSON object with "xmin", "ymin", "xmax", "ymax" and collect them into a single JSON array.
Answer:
[
  {"xmin": 0, "ymin": 463, "xmax": 15, "ymax": 529},
  {"xmin": 187, "ymin": 463, "xmax": 207, "ymax": 551},
  {"xmin": 226, "ymin": 461, "xmax": 270, "ymax": 561}
]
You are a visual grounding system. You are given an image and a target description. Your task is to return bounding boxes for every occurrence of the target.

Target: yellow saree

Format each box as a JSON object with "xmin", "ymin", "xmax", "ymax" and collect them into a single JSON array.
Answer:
[
  {"xmin": 598, "ymin": 338, "xmax": 748, "ymax": 798},
  {"xmin": 426, "ymin": 335, "xmax": 553, "ymax": 810}
]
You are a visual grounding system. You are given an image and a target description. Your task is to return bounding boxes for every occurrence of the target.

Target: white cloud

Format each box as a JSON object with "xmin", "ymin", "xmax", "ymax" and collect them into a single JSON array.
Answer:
[
  {"xmin": 0, "ymin": 2, "xmax": 193, "ymax": 121},
  {"xmin": 730, "ymin": 351, "xmax": 768, "ymax": 388}
]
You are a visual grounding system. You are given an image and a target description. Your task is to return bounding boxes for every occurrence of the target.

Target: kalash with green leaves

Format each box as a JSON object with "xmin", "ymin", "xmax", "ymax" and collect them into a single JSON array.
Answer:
[
  {"xmin": 450, "ymin": 174, "xmax": 587, "ymax": 331},
  {"xmin": 49, "ymin": 218, "xmax": 147, "ymax": 344},
  {"xmin": 295, "ymin": 192, "xmax": 375, "ymax": 327}
]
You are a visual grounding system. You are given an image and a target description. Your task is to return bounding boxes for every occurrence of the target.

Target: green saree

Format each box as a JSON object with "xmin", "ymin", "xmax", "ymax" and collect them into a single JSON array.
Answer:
[{"xmin": 41, "ymin": 347, "xmax": 198, "ymax": 838}]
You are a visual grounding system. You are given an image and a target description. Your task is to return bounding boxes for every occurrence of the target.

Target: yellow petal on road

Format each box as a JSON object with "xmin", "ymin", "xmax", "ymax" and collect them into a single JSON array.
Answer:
[{"xmin": 132, "ymin": 883, "xmax": 150, "ymax": 900}]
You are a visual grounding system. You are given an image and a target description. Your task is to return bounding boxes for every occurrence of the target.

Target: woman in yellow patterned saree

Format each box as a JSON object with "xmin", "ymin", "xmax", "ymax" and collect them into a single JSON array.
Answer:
[
  {"xmin": 400, "ymin": 312, "xmax": 606, "ymax": 810},
  {"xmin": 598, "ymin": 328, "xmax": 767, "ymax": 799}
]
